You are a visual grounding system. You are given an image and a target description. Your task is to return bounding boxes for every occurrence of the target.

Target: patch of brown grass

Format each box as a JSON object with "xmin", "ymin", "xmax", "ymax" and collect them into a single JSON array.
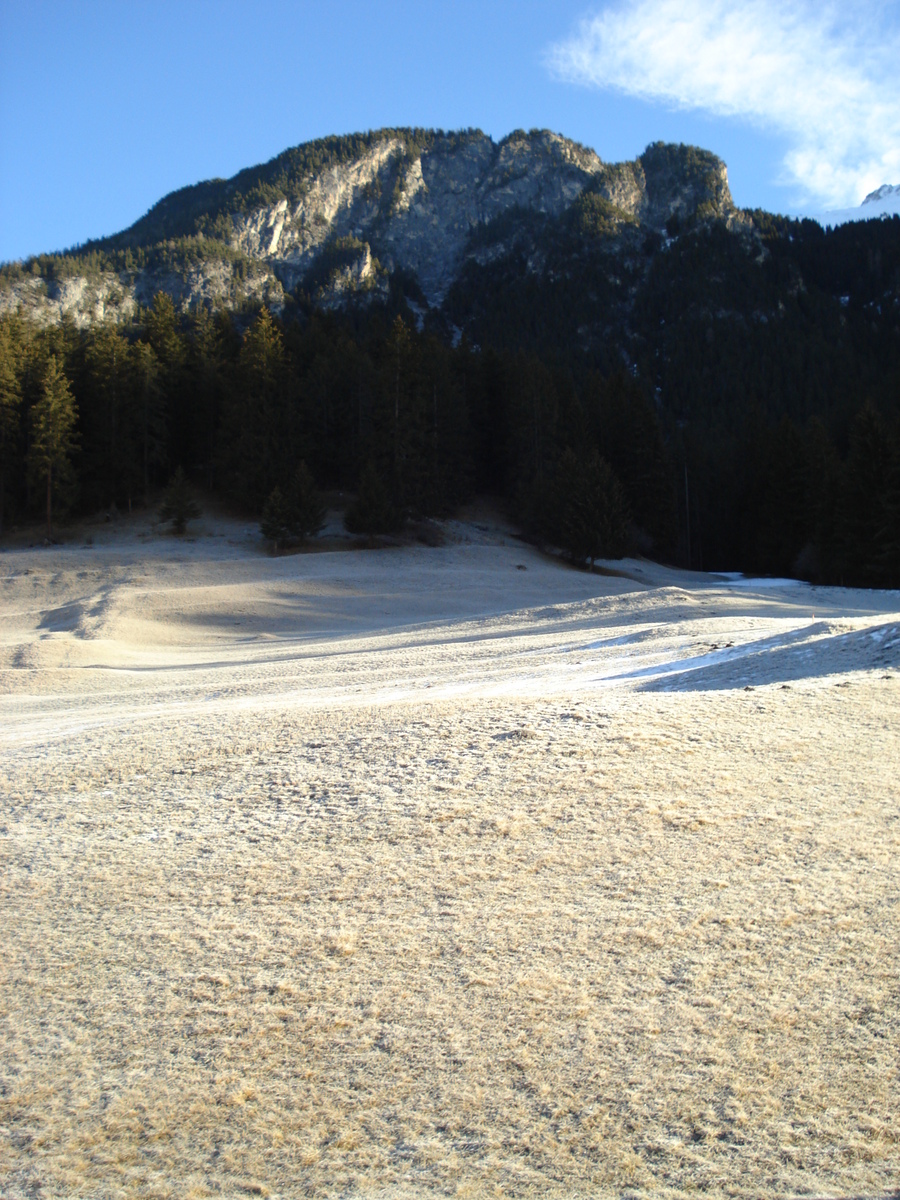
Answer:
[{"xmin": 2, "ymin": 681, "xmax": 898, "ymax": 1198}]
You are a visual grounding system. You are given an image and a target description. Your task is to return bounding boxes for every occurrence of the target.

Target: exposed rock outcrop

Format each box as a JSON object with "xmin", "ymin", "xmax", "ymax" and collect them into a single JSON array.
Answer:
[{"xmin": 1, "ymin": 128, "xmax": 740, "ymax": 325}]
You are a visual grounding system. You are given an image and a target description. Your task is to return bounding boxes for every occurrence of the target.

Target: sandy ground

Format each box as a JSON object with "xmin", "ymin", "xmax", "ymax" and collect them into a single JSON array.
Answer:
[{"xmin": 1, "ymin": 509, "xmax": 898, "ymax": 1200}]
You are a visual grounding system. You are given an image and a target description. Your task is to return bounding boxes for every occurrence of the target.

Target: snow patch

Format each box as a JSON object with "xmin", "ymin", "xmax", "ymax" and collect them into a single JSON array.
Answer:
[
  {"xmin": 814, "ymin": 184, "xmax": 900, "ymax": 228},
  {"xmin": 720, "ymin": 576, "xmax": 807, "ymax": 589}
]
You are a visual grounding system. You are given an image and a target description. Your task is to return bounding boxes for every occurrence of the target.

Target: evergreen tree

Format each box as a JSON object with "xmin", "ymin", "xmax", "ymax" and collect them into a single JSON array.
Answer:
[
  {"xmin": 383, "ymin": 315, "xmax": 413, "ymax": 506},
  {"xmin": 592, "ymin": 372, "xmax": 676, "ymax": 555},
  {"xmin": 228, "ymin": 306, "xmax": 287, "ymax": 506},
  {"xmin": 553, "ymin": 447, "xmax": 630, "ymax": 568},
  {"xmin": 754, "ymin": 417, "xmax": 807, "ymax": 575},
  {"xmin": 4, "ymin": 196, "xmax": 900, "ymax": 589},
  {"xmin": 27, "ymin": 356, "xmax": 79, "ymax": 538},
  {"xmin": 159, "ymin": 466, "xmax": 201, "ymax": 534},
  {"xmin": 287, "ymin": 460, "xmax": 326, "ymax": 541},
  {"xmin": 875, "ymin": 419, "xmax": 900, "ymax": 584},
  {"xmin": 344, "ymin": 461, "xmax": 400, "ymax": 538},
  {"xmin": 187, "ymin": 306, "xmax": 230, "ymax": 489},
  {"xmin": 146, "ymin": 292, "xmax": 184, "ymax": 369},
  {"xmin": 85, "ymin": 320, "xmax": 132, "ymax": 508},
  {"xmin": 839, "ymin": 402, "xmax": 891, "ymax": 585},
  {"xmin": 799, "ymin": 418, "xmax": 841, "ymax": 581},
  {"xmin": 130, "ymin": 339, "xmax": 166, "ymax": 505},
  {"xmin": 260, "ymin": 486, "xmax": 294, "ymax": 552},
  {"xmin": 146, "ymin": 293, "xmax": 189, "ymax": 472},
  {"xmin": 0, "ymin": 316, "xmax": 23, "ymax": 534}
]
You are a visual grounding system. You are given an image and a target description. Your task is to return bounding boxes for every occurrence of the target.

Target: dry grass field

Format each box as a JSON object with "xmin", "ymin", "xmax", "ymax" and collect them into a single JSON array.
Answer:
[{"xmin": 1, "ymin": 511, "xmax": 898, "ymax": 1199}]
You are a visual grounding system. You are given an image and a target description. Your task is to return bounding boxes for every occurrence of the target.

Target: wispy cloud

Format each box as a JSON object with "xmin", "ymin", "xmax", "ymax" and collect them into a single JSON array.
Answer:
[{"xmin": 546, "ymin": 1, "xmax": 900, "ymax": 208}]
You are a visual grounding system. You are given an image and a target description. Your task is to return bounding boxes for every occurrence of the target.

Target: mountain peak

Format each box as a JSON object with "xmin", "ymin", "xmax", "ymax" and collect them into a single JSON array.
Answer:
[
  {"xmin": 862, "ymin": 183, "xmax": 900, "ymax": 205},
  {"xmin": 817, "ymin": 184, "xmax": 900, "ymax": 228},
  {"xmin": 1, "ymin": 128, "xmax": 740, "ymax": 325}
]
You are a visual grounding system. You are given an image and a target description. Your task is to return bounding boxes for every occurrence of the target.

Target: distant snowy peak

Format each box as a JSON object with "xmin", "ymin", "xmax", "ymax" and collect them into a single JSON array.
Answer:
[
  {"xmin": 815, "ymin": 184, "xmax": 900, "ymax": 228},
  {"xmin": 862, "ymin": 183, "xmax": 900, "ymax": 205}
]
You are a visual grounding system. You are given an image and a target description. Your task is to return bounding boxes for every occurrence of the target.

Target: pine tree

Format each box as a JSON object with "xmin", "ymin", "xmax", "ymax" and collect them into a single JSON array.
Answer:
[
  {"xmin": 232, "ymin": 307, "xmax": 286, "ymax": 506},
  {"xmin": 85, "ymin": 320, "xmax": 132, "ymax": 508},
  {"xmin": 260, "ymin": 486, "xmax": 293, "ymax": 553},
  {"xmin": 145, "ymin": 293, "xmax": 185, "ymax": 381},
  {"xmin": 554, "ymin": 447, "xmax": 630, "ymax": 568},
  {"xmin": 130, "ymin": 338, "xmax": 167, "ymax": 506},
  {"xmin": 159, "ymin": 466, "xmax": 201, "ymax": 534},
  {"xmin": 188, "ymin": 306, "xmax": 229, "ymax": 490},
  {"xmin": 755, "ymin": 416, "xmax": 807, "ymax": 576},
  {"xmin": 287, "ymin": 461, "xmax": 326, "ymax": 541},
  {"xmin": 27, "ymin": 356, "xmax": 79, "ymax": 539},
  {"xmin": 146, "ymin": 293, "xmax": 187, "ymax": 472},
  {"xmin": 799, "ymin": 418, "xmax": 841, "ymax": 581},
  {"xmin": 344, "ymin": 461, "xmax": 399, "ymax": 538},
  {"xmin": 379, "ymin": 315, "xmax": 417, "ymax": 510},
  {"xmin": 0, "ymin": 317, "xmax": 23, "ymax": 534},
  {"xmin": 591, "ymin": 371, "xmax": 676, "ymax": 555},
  {"xmin": 839, "ymin": 402, "xmax": 890, "ymax": 585},
  {"xmin": 876, "ymin": 419, "xmax": 900, "ymax": 586}
]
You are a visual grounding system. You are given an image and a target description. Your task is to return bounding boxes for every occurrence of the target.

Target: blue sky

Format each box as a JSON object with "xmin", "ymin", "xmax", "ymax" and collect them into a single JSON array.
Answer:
[{"xmin": 2, "ymin": 0, "xmax": 898, "ymax": 263}]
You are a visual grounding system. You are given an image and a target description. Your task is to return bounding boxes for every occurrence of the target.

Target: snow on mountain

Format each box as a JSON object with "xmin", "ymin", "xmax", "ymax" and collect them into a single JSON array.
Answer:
[{"xmin": 814, "ymin": 183, "xmax": 900, "ymax": 228}]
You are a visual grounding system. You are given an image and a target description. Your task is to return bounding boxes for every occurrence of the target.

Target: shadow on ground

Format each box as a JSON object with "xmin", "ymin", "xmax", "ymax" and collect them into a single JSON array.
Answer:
[{"xmin": 636, "ymin": 621, "xmax": 900, "ymax": 692}]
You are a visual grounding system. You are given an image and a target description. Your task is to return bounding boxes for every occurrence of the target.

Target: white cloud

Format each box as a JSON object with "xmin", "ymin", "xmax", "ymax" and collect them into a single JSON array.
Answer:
[{"xmin": 546, "ymin": 0, "xmax": 900, "ymax": 208}]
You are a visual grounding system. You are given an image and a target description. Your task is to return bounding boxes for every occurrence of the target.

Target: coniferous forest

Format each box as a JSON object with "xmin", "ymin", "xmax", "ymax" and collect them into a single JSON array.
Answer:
[{"xmin": 1, "ymin": 196, "xmax": 899, "ymax": 587}]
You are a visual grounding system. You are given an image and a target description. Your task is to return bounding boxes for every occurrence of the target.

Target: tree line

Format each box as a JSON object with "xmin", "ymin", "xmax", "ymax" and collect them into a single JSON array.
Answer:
[{"xmin": 0, "ymin": 289, "xmax": 898, "ymax": 586}]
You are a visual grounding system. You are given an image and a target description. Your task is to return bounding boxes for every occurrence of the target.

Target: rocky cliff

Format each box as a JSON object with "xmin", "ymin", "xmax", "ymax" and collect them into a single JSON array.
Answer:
[{"xmin": 0, "ymin": 128, "xmax": 742, "ymax": 325}]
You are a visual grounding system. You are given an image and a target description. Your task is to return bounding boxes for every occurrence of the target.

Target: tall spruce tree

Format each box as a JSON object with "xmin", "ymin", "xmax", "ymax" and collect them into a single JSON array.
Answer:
[
  {"xmin": 188, "ymin": 306, "xmax": 229, "ymax": 490},
  {"xmin": 85, "ymin": 321, "xmax": 132, "ymax": 508},
  {"xmin": 130, "ymin": 339, "xmax": 166, "ymax": 506},
  {"xmin": 27, "ymin": 356, "xmax": 79, "ymax": 538},
  {"xmin": 384, "ymin": 315, "xmax": 413, "ymax": 507},
  {"xmin": 146, "ymin": 292, "xmax": 186, "ymax": 437},
  {"xmin": 839, "ymin": 403, "xmax": 891, "ymax": 585},
  {"xmin": 800, "ymin": 418, "xmax": 842, "ymax": 581},
  {"xmin": 232, "ymin": 306, "xmax": 286, "ymax": 506},
  {"xmin": 0, "ymin": 316, "xmax": 23, "ymax": 534},
  {"xmin": 553, "ymin": 447, "xmax": 630, "ymax": 568}
]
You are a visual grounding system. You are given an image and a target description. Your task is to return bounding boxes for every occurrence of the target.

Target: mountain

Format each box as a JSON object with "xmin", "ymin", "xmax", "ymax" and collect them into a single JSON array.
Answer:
[
  {"xmin": 816, "ymin": 183, "xmax": 900, "ymax": 228},
  {"xmin": 0, "ymin": 128, "xmax": 741, "ymax": 325},
  {"xmin": 2, "ymin": 128, "xmax": 899, "ymax": 587}
]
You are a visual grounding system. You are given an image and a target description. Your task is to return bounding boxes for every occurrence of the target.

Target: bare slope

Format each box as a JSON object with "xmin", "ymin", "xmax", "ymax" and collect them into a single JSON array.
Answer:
[{"xmin": 1, "ymin": 518, "xmax": 898, "ymax": 1198}]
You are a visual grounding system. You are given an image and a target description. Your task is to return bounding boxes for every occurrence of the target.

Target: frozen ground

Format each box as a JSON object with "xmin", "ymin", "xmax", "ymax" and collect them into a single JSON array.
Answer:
[{"xmin": 1, "ymin": 510, "xmax": 898, "ymax": 1199}]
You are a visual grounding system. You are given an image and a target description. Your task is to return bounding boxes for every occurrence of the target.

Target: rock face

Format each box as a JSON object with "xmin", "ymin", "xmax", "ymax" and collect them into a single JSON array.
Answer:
[
  {"xmin": 216, "ymin": 130, "xmax": 616, "ymax": 303},
  {"xmin": 230, "ymin": 138, "xmax": 400, "ymax": 289},
  {"xmin": 0, "ymin": 275, "xmax": 130, "ymax": 327},
  {"xmin": 0, "ymin": 128, "xmax": 739, "ymax": 325},
  {"xmin": 377, "ymin": 131, "xmax": 605, "ymax": 302}
]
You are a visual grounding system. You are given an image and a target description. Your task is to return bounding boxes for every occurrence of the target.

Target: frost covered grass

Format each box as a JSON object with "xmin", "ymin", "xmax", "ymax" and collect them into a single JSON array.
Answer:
[{"xmin": 1, "ymin": 517, "xmax": 898, "ymax": 1199}]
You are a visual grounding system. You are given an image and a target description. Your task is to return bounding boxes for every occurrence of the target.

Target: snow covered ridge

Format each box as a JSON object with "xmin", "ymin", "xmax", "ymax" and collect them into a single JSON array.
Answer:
[
  {"xmin": 814, "ymin": 183, "xmax": 900, "ymax": 228},
  {"xmin": 862, "ymin": 183, "xmax": 900, "ymax": 205}
]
